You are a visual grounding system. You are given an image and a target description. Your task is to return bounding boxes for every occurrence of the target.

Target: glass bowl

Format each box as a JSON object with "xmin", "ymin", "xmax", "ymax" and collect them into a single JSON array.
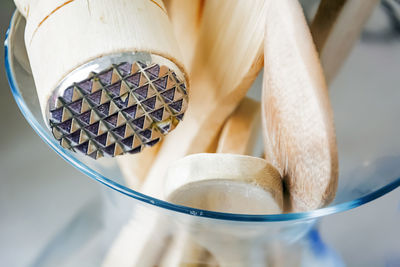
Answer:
[{"xmin": 5, "ymin": 9, "xmax": 400, "ymax": 267}]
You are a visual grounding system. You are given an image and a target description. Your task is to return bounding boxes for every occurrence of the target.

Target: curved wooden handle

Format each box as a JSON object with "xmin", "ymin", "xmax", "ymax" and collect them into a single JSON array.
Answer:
[{"xmin": 262, "ymin": 0, "xmax": 338, "ymax": 212}]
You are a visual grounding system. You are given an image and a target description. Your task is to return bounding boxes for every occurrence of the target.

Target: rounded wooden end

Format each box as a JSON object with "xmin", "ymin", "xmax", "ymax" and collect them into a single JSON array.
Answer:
[{"xmin": 164, "ymin": 153, "xmax": 284, "ymax": 213}]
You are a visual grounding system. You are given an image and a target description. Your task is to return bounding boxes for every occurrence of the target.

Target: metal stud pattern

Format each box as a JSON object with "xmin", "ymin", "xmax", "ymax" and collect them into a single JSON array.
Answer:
[{"xmin": 49, "ymin": 61, "xmax": 188, "ymax": 159}]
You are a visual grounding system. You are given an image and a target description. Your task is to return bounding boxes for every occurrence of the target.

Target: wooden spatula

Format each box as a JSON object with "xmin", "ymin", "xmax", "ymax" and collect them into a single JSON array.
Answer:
[
  {"xmin": 262, "ymin": 0, "xmax": 338, "ymax": 212},
  {"xmin": 311, "ymin": 0, "xmax": 379, "ymax": 83}
]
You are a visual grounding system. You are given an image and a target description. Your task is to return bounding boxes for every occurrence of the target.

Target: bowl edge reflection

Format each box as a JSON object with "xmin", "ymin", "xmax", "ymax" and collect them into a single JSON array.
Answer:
[{"xmin": 4, "ymin": 11, "xmax": 400, "ymax": 222}]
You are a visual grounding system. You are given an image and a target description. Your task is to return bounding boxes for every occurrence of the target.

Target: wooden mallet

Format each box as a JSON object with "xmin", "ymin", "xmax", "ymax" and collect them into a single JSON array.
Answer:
[{"xmin": 14, "ymin": 0, "xmax": 189, "ymax": 159}]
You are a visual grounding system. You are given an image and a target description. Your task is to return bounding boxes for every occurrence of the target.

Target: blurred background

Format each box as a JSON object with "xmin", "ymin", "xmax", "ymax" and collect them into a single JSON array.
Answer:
[{"xmin": 1, "ymin": 0, "xmax": 400, "ymax": 266}]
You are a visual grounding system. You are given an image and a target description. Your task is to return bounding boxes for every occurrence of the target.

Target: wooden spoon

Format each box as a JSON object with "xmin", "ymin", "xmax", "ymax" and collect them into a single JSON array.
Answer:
[{"xmin": 262, "ymin": 0, "xmax": 338, "ymax": 212}]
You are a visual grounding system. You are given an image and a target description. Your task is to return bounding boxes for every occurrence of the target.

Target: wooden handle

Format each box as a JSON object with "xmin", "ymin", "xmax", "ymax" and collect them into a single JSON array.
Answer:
[
  {"xmin": 165, "ymin": 0, "xmax": 204, "ymax": 69},
  {"xmin": 117, "ymin": 142, "xmax": 161, "ymax": 189},
  {"xmin": 143, "ymin": 0, "xmax": 266, "ymax": 198},
  {"xmin": 103, "ymin": 1, "xmax": 267, "ymax": 265},
  {"xmin": 15, "ymin": 0, "xmax": 188, "ymax": 159},
  {"xmin": 262, "ymin": 0, "xmax": 338, "ymax": 212},
  {"xmin": 311, "ymin": 0, "xmax": 379, "ymax": 83},
  {"xmin": 217, "ymin": 98, "xmax": 261, "ymax": 155}
]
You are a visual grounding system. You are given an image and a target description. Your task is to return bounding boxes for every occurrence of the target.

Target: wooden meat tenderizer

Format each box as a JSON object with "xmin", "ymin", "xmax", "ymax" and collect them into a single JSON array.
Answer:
[
  {"xmin": 14, "ymin": 0, "xmax": 188, "ymax": 159},
  {"xmin": 262, "ymin": 0, "xmax": 338, "ymax": 212},
  {"xmin": 311, "ymin": 0, "xmax": 379, "ymax": 83},
  {"xmin": 160, "ymin": 97, "xmax": 263, "ymax": 267}
]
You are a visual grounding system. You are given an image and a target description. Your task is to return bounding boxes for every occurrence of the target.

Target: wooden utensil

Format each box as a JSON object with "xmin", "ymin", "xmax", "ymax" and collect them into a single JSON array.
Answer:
[
  {"xmin": 164, "ymin": 0, "xmax": 204, "ymax": 69},
  {"xmin": 143, "ymin": 0, "xmax": 266, "ymax": 198},
  {"xmin": 160, "ymin": 97, "xmax": 275, "ymax": 267},
  {"xmin": 117, "ymin": 143, "xmax": 161, "ymax": 189},
  {"xmin": 311, "ymin": 0, "xmax": 379, "ymax": 83},
  {"xmin": 216, "ymin": 98, "xmax": 261, "ymax": 155},
  {"xmin": 103, "ymin": 1, "xmax": 267, "ymax": 265},
  {"xmin": 162, "ymin": 155, "xmax": 282, "ymax": 267},
  {"xmin": 262, "ymin": 0, "xmax": 338, "ymax": 212},
  {"xmin": 14, "ymin": 0, "xmax": 188, "ymax": 159}
]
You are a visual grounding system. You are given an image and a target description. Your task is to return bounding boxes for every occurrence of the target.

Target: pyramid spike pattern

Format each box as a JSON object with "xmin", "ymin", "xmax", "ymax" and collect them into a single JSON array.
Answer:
[{"xmin": 49, "ymin": 61, "xmax": 188, "ymax": 159}]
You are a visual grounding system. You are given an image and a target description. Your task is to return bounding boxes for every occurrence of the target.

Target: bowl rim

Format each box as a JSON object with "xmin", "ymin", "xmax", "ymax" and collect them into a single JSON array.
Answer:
[{"xmin": 5, "ymin": 11, "xmax": 400, "ymax": 223}]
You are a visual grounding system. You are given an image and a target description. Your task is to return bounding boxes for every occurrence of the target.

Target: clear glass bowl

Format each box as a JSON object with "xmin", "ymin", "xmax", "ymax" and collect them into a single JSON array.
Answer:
[{"xmin": 5, "ymin": 9, "xmax": 400, "ymax": 267}]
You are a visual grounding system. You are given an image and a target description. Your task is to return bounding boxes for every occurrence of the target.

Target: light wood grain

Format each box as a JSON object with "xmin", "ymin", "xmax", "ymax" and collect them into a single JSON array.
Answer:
[
  {"xmin": 117, "ymin": 143, "xmax": 161, "ymax": 189},
  {"xmin": 311, "ymin": 0, "xmax": 379, "ymax": 83},
  {"xmin": 104, "ymin": 1, "xmax": 266, "ymax": 265},
  {"xmin": 217, "ymin": 98, "xmax": 261, "ymax": 155},
  {"xmin": 143, "ymin": 0, "xmax": 266, "ymax": 198},
  {"xmin": 159, "ymin": 233, "xmax": 216, "ymax": 267},
  {"xmin": 14, "ymin": 0, "xmax": 186, "ymax": 120},
  {"xmin": 163, "ymin": 155, "xmax": 282, "ymax": 267},
  {"xmin": 160, "ymin": 97, "xmax": 277, "ymax": 267},
  {"xmin": 164, "ymin": 0, "xmax": 204, "ymax": 70},
  {"xmin": 262, "ymin": 0, "xmax": 338, "ymax": 212}
]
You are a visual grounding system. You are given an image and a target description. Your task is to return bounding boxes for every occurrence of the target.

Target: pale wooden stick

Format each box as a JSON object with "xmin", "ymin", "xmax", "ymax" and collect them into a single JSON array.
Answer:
[
  {"xmin": 15, "ymin": 0, "xmax": 188, "ymax": 159},
  {"xmin": 103, "ymin": 1, "xmax": 266, "ymax": 265},
  {"xmin": 160, "ymin": 97, "xmax": 262, "ymax": 267},
  {"xmin": 143, "ymin": 0, "xmax": 266, "ymax": 199},
  {"xmin": 159, "ymin": 233, "xmax": 216, "ymax": 267},
  {"xmin": 217, "ymin": 98, "xmax": 261, "ymax": 155},
  {"xmin": 164, "ymin": 0, "xmax": 204, "ymax": 69},
  {"xmin": 116, "ymin": 143, "xmax": 161, "ymax": 189},
  {"xmin": 310, "ymin": 0, "xmax": 379, "ymax": 83},
  {"xmin": 262, "ymin": 0, "xmax": 338, "ymax": 212}
]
